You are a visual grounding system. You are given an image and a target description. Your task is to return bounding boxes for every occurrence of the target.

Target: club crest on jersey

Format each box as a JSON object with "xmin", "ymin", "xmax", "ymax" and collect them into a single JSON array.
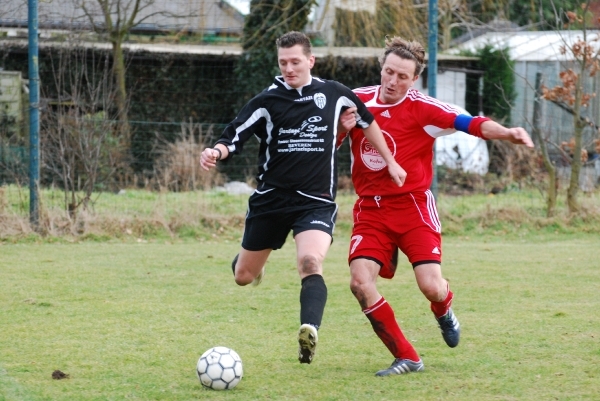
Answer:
[
  {"xmin": 360, "ymin": 130, "xmax": 396, "ymax": 171},
  {"xmin": 314, "ymin": 93, "xmax": 326, "ymax": 109}
]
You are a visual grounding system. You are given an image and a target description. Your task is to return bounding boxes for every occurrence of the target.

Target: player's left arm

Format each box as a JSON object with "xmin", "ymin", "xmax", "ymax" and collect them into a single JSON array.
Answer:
[
  {"xmin": 455, "ymin": 114, "xmax": 534, "ymax": 148},
  {"xmin": 480, "ymin": 120, "xmax": 534, "ymax": 148}
]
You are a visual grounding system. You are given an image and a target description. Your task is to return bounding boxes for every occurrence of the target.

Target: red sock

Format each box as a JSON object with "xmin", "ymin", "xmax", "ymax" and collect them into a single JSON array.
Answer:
[
  {"xmin": 430, "ymin": 284, "xmax": 454, "ymax": 318},
  {"xmin": 363, "ymin": 297, "xmax": 420, "ymax": 362}
]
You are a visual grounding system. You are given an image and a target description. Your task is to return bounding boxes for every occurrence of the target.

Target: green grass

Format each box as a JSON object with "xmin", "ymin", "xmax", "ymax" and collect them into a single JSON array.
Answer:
[{"xmin": 1, "ymin": 237, "xmax": 599, "ymax": 400}]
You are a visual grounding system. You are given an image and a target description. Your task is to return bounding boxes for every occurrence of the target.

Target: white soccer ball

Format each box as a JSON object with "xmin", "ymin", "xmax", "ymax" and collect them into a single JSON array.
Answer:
[{"xmin": 196, "ymin": 346, "xmax": 243, "ymax": 390}]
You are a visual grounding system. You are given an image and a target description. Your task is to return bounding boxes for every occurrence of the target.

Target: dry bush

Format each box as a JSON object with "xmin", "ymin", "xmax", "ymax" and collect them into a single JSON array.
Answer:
[
  {"xmin": 0, "ymin": 187, "xmax": 6, "ymax": 214},
  {"xmin": 0, "ymin": 214, "xmax": 32, "ymax": 238},
  {"xmin": 487, "ymin": 140, "xmax": 544, "ymax": 190},
  {"xmin": 0, "ymin": 187, "xmax": 31, "ymax": 238},
  {"xmin": 153, "ymin": 120, "xmax": 223, "ymax": 191},
  {"xmin": 437, "ymin": 166, "xmax": 487, "ymax": 195}
]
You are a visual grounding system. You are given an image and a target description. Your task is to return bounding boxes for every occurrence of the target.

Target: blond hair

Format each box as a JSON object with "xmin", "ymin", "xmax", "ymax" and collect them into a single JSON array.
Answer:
[{"xmin": 379, "ymin": 36, "xmax": 426, "ymax": 76}]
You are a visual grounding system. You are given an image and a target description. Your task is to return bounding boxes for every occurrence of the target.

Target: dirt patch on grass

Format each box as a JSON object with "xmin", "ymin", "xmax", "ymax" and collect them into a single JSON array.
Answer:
[{"xmin": 52, "ymin": 370, "xmax": 69, "ymax": 380}]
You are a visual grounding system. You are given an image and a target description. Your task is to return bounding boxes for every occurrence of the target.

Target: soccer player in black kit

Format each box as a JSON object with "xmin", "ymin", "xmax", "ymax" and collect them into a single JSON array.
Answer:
[{"xmin": 200, "ymin": 31, "xmax": 406, "ymax": 364}]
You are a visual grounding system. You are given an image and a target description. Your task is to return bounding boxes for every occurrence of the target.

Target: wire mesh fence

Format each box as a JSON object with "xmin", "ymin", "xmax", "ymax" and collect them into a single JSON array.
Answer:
[{"xmin": 1, "ymin": 3, "xmax": 600, "ymax": 232}]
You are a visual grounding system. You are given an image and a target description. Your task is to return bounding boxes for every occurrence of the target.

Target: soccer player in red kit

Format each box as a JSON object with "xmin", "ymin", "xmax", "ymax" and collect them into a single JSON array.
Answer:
[{"xmin": 338, "ymin": 37, "xmax": 534, "ymax": 376}]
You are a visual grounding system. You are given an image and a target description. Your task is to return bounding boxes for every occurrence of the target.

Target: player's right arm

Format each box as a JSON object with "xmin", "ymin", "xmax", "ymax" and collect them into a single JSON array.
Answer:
[
  {"xmin": 200, "ymin": 144, "xmax": 229, "ymax": 171},
  {"xmin": 201, "ymin": 96, "xmax": 267, "ymax": 171},
  {"xmin": 336, "ymin": 106, "xmax": 357, "ymax": 148}
]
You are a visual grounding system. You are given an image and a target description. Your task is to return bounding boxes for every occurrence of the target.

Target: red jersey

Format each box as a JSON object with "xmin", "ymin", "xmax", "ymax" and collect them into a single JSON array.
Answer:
[{"xmin": 340, "ymin": 86, "xmax": 488, "ymax": 196}]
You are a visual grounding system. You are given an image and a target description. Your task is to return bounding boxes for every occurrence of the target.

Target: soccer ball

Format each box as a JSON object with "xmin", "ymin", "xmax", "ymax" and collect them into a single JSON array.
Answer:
[{"xmin": 196, "ymin": 346, "xmax": 243, "ymax": 390}]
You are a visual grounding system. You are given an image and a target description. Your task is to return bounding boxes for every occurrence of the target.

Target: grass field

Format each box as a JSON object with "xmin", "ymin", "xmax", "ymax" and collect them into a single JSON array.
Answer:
[{"xmin": 1, "ymin": 235, "xmax": 599, "ymax": 400}]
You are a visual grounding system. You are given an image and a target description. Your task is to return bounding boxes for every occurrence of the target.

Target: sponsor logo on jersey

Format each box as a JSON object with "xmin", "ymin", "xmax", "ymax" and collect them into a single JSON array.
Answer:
[
  {"xmin": 360, "ymin": 130, "xmax": 396, "ymax": 171},
  {"xmin": 381, "ymin": 110, "xmax": 391, "ymax": 118},
  {"xmin": 295, "ymin": 95, "xmax": 313, "ymax": 102},
  {"xmin": 278, "ymin": 116, "xmax": 328, "ymax": 138},
  {"xmin": 314, "ymin": 93, "xmax": 326, "ymax": 109},
  {"xmin": 311, "ymin": 220, "xmax": 330, "ymax": 228},
  {"xmin": 432, "ymin": 247, "xmax": 441, "ymax": 254}
]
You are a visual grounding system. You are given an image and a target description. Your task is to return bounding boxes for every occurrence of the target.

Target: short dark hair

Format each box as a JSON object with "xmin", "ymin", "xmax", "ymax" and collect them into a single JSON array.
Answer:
[
  {"xmin": 276, "ymin": 31, "xmax": 312, "ymax": 57},
  {"xmin": 380, "ymin": 36, "xmax": 426, "ymax": 76}
]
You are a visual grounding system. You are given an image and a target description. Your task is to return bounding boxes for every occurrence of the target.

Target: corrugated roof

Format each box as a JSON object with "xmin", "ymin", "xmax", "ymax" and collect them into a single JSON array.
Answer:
[{"xmin": 448, "ymin": 30, "xmax": 600, "ymax": 61}]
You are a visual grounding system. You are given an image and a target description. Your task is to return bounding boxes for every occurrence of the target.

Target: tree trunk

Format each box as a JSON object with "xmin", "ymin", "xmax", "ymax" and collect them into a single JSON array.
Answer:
[
  {"xmin": 532, "ymin": 73, "xmax": 557, "ymax": 217},
  {"xmin": 567, "ymin": 119, "xmax": 584, "ymax": 213},
  {"xmin": 111, "ymin": 38, "xmax": 130, "ymax": 146},
  {"xmin": 567, "ymin": 69, "xmax": 586, "ymax": 214},
  {"xmin": 439, "ymin": 4, "xmax": 452, "ymax": 51}
]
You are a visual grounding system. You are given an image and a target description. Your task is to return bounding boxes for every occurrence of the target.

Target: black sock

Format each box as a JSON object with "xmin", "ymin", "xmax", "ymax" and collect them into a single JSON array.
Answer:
[
  {"xmin": 231, "ymin": 254, "xmax": 238, "ymax": 276},
  {"xmin": 299, "ymin": 274, "xmax": 327, "ymax": 329}
]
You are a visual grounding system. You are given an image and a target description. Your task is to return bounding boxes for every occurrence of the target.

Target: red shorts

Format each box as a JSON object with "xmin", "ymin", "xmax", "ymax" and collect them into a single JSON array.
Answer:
[{"xmin": 349, "ymin": 190, "xmax": 442, "ymax": 279}]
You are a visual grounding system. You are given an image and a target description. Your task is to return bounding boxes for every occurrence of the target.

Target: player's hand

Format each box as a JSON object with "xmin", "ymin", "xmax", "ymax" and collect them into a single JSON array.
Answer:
[
  {"xmin": 338, "ymin": 107, "xmax": 357, "ymax": 133},
  {"xmin": 200, "ymin": 148, "xmax": 220, "ymax": 171},
  {"xmin": 506, "ymin": 127, "xmax": 534, "ymax": 148},
  {"xmin": 387, "ymin": 160, "xmax": 407, "ymax": 187}
]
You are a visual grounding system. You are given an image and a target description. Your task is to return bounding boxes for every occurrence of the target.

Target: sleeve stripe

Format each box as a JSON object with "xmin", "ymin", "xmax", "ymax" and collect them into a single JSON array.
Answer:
[{"xmin": 408, "ymin": 90, "xmax": 460, "ymax": 114}]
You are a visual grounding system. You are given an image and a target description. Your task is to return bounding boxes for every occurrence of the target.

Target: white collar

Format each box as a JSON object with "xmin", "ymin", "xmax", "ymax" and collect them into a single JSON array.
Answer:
[{"xmin": 278, "ymin": 75, "xmax": 313, "ymax": 94}]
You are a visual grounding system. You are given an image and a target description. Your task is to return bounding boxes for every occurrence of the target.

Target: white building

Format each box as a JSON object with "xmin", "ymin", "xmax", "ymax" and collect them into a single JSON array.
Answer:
[
  {"xmin": 449, "ymin": 30, "xmax": 600, "ymax": 145},
  {"xmin": 0, "ymin": 0, "xmax": 245, "ymax": 36}
]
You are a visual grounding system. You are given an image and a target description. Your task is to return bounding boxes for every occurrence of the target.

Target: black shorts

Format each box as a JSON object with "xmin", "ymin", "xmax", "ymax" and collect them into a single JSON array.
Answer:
[{"xmin": 241, "ymin": 189, "xmax": 338, "ymax": 251}]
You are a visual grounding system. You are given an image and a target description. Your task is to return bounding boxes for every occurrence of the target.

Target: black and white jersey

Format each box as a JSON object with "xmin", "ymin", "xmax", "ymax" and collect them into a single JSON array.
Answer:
[{"xmin": 215, "ymin": 75, "xmax": 374, "ymax": 201}]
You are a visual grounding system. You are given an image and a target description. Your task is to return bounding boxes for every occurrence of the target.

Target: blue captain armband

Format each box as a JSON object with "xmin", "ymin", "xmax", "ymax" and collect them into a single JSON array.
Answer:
[{"xmin": 454, "ymin": 114, "xmax": 473, "ymax": 133}]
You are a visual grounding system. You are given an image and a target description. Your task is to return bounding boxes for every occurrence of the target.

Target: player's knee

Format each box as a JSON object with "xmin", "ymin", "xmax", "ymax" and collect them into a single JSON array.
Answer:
[
  {"xmin": 420, "ymin": 286, "xmax": 437, "ymax": 300},
  {"xmin": 349, "ymin": 276, "xmax": 370, "ymax": 297},
  {"xmin": 233, "ymin": 270, "xmax": 252, "ymax": 286},
  {"xmin": 298, "ymin": 255, "xmax": 321, "ymax": 275},
  {"xmin": 349, "ymin": 278, "xmax": 375, "ymax": 309},
  {"xmin": 349, "ymin": 277, "xmax": 361, "ymax": 295},
  {"xmin": 420, "ymin": 281, "xmax": 446, "ymax": 302}
]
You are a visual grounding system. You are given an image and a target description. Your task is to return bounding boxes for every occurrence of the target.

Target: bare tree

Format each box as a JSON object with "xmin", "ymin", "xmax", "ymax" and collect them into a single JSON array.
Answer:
[
  {"xmin": 437, "ymin": 0, "xmax": 513, "ymax": 51},
  {"xmin": 0, "ymin": 0, "xmax": 26, "ymax": 20},
  {"xmin": 76, "ymin": 0, "xmax": 184, "ymax": 142},
  {"xmin": 541, "ymin": 1, "xmax": 600, "ymax": 213},
  {"xmin": 41, "ymin": 45, "xmax": 126, "ymax": 218}
]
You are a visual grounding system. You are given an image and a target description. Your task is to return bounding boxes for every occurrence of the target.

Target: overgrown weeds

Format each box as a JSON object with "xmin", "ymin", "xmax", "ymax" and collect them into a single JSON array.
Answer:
[
  {"xmin": 0, "ymin": 185, "xmax": 247, "ymax": 242},
  {"xmin": 1, "ymin": 183, "xmax": 599, "ymax": 242},
  {"xmin": 438, "ymin": 190, "xmax": 600, "ymax": 236},
  {"xmin": 151, "ymin": 120, "xmax": 223, "ymax": 191}
]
